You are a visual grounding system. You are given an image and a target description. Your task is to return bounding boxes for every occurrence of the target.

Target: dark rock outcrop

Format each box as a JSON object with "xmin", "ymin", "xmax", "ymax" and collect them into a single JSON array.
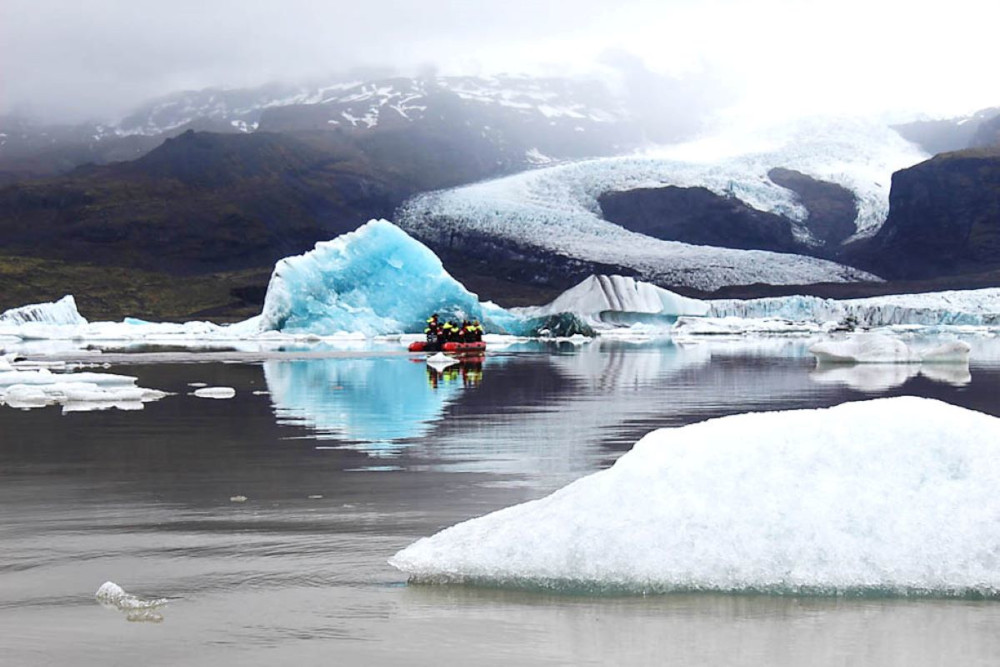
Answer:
[
  {"xmin": 597, "ymin": 185, "xmax": 801, "ymax": 253},
  {"xmin": 767, "ymin": 168, "xmax": 857, "ymax": 245},
  {"xmin": 856, "ymin": 148, "xmax": 1000, "ymax": 279}
]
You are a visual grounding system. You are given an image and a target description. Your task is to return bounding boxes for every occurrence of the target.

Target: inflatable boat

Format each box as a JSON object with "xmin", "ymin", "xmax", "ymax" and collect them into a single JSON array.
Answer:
[{"xmin": 408, "ymin": 340, "xmax": 487, "ymax": 353}]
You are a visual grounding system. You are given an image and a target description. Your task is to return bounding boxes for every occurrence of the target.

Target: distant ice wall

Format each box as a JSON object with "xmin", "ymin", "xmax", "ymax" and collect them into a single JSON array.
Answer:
[{"xmin": 707, "ymin": 289, "xmax": 1000, "ymax": 327}]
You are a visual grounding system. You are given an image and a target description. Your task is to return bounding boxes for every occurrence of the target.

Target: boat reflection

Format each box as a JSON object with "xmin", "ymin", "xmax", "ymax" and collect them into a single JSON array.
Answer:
[{"xmin": 426, "ymin": 354, "xmax": 484, "ymax": 389}]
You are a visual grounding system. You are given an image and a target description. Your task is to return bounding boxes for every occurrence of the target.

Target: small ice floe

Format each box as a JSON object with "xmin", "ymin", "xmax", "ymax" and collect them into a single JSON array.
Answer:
[
  {"xmin": 811, "ymin": 334, "xmax": 972, "ymax": 365},
  {"xmin": 187, "ymin": 382, "xmax": 208, "ymax": 388},
  {"xmin": 0, "ymin": 363, "xmax": 168, "ymax": 412},
  {"xmin": 96, "ymin": 581, "xmax": 167, "ymax": 622},
  {"xmin": 192, "ymin": 386, "xmax": 236, "ymax": 399},
  {"xmin": 809, "ymin": 335, "xmax": 972, "ymax": 389},
  {"xmin": 810, "ymin": 333, "xmax": 919, "ymax": 364},
  {"xmin": 426, "ymin": 352, "xmax": 458, "ymax": 372}
]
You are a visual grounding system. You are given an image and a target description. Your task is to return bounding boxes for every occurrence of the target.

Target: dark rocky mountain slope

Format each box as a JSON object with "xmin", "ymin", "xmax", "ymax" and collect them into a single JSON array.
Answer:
[{"xmin": 848, "ymin": 147, "xmax": 1000, "ymax": 279}]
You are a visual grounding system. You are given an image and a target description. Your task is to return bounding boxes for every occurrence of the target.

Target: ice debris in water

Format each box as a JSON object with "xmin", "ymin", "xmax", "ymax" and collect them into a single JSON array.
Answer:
[
  {"xmin": 390, "ymin": 397, "xmax": 1000, "ymax": 598},
  {"xmin": 0, "ymin": 365, "xmax": 168, "ymax": 412},
  {"xmin": 192, "ymin": 386, "xmax": 236, "ymax": 399},
  {"xmin": 96, "ymin": 581, "xmax": 167, "ymax": 610},
  {"xmin": 258, "ymin": 219, "xmax": 521, "ymax": 336}
]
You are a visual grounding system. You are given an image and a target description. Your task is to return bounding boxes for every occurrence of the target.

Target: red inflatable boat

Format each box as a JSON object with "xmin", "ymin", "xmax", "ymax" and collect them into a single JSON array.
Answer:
[{"xmin": 408, "ymin": 340, "xmax": 487, "ymax": 353}]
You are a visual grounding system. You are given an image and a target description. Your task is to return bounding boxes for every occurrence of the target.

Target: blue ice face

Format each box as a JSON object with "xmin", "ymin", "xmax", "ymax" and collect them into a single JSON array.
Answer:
[{"xmin": 258, "ymin": 219, "xmax": 522, "ymax": 336}]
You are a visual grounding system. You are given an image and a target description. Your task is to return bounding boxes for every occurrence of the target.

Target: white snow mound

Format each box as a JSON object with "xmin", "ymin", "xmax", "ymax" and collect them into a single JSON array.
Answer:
[{"xmin": 390, "ymin": 397, "xmax": 1000, "ymax": 597}]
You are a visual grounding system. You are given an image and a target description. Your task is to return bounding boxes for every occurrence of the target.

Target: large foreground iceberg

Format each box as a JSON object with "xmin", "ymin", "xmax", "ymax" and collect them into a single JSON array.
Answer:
[
  {"xmin": 391, "ymin": 397, "xmax": 1000, "ymax": 597},
  {"xmin": 258, "ymin": 219, "xmax": 520, "ymax": 336}
]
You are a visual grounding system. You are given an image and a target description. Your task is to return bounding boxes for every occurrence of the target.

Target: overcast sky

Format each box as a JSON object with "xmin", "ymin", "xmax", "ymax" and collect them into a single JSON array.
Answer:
[{"xmin": 1, "ymin": 0, "xmax": 997, "ymax": 124}]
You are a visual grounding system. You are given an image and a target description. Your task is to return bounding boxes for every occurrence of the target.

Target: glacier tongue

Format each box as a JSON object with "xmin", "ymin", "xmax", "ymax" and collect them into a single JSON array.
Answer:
[
  {"xmin": 258, "ymin": 219, "xmax": 520, "ymax": 336},
  {"xmin": 390, "ymin": 397, "xmax": 1000, "ymax": 597}
]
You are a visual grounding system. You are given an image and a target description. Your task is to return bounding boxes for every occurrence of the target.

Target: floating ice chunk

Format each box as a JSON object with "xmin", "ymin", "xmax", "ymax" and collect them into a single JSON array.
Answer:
[
  {"xmin": 0, "ymin": 368, "xmax": 137, "ymax": 386},
  {"xmin": 258, "ymin": 219, "xmax": 521, "ymax": 336},
  {"xmin": 390, "ymin": 397, "xmax": 1000, "ymax": 597},
  {"xmin": 1, "ymin": 381, "xmax": 167, "ymax": 411},
  {"xmin": 920, "ymin": 341, "xmax": 972, "ymax": 364},
  {"xmin": 192, "ymin": 386, "xmax": 236, "ymax": 399},
  {"xmin": 426, "ymin": 352, "xmax": 459, "ymax": 371},
  {"xmin": 0, "ymin": 295, "xmax": 87, "ymax": 326},
  {"xmin": 810, "ymin": 334, "xmax": 920, "ymax": 364},
  {"xmin": 96, "ymin": 581, "xmax": 167, "ymax": 610}
]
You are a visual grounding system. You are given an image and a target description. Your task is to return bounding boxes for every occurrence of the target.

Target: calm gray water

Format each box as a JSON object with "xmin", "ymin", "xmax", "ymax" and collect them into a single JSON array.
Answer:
[{"xmin": 2, "ymin": 337, "xmax": 1000, "ymax": 666}]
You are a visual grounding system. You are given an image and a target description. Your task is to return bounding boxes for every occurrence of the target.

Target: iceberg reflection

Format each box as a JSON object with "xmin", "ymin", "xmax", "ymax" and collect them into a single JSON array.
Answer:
[{"xmin": 263, "ymin": 356, "xmax": 483, "ymax": 452}]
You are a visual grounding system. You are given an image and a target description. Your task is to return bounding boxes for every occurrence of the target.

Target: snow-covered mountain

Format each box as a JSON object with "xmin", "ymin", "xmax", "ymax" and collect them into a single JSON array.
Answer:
[{"xmin": 0, "ymin": 75, "xmax": 644, "ymax": 179}]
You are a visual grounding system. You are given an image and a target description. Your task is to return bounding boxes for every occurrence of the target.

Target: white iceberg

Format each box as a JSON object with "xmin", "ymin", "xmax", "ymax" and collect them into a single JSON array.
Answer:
[
  {"xmin": 0, "ymin": 295, "xmax": 87, "ymax": 326},
  {"xmin": 810, "ymin": 334, "xmax": 920, "ymax": 364},
  {"xmin": 390, "ymin": 397, "xmax": 1000, "ymax": 597},
  {"xmin": 810, "ymin": 335, "xmax": 972, "ymax": 365},
  {"xmin": 513, "ymin": 275, "xmax": 709, "ymax": 328}
]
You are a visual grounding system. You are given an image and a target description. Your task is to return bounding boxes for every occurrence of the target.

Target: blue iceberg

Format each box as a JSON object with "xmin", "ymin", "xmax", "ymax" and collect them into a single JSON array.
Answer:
[{"xmin": 258, "ymin": 219, "xmax": 522, "ymax": 336}]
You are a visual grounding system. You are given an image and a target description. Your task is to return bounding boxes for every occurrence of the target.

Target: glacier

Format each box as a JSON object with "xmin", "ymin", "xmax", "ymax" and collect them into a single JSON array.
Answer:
[
  {"xmin": 398, "ymin": 116, "xmax": 927, "ymax": 291},
  {"xmin": 390, "ymin": 397, "xmax": 1000, "ymax": 597},
  {"xmin": 258, "ymin": 219, "xmax": 522, "ymax": 336}
]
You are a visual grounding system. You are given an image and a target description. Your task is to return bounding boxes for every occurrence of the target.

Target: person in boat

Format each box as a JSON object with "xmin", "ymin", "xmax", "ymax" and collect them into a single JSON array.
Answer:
[
  {"xmin": 471, "ymin": 320, "xmax": 483, "ymax": 342},
  {"xmin": 425, "ymin": 314, "xmax": 440, "ymax": 344},
  {"xmin": 441, "ymin": 320, "xmax": 456, "ymax": 342},
  {"xmin": 460, "ymin": 320, "xmax": 473, "ymax": 343}
]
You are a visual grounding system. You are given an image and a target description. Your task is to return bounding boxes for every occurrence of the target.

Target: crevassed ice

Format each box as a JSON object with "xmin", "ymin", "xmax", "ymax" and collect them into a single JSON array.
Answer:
[
  {"xmin": 258, "ymin": 219, "xmax": 521, "ymax": 336},
  {"xmin": 390, "ymin": 397, "xmax": 1000, "ymax": 598},
  {"xmin": 398, "ymin": 117, "xmax": 926, "ymax": 291},
  {"xmin": 707, "ymin": 289, "xmax": 1000, "ymax": 327}
]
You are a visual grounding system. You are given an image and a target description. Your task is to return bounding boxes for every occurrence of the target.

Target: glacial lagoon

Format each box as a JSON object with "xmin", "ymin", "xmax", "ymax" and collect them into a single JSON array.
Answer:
[{"xmin": 3, "ymin": 337, "xmax": 1000, "ymax": 665}]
